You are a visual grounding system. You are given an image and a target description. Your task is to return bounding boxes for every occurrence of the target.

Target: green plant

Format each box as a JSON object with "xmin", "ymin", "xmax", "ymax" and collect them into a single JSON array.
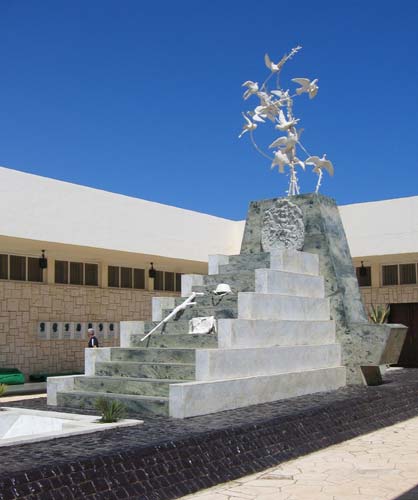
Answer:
[
  {"xmin": 95, "ymin": 397, "xmax": 125, "ymax": 423},
  {"xmin": 0, "ymin": 384, "xmax": 7, "ymax": 397},
  {"xmin": 369, "ymin": 304, "xmax": 390, "ymax": 324}
]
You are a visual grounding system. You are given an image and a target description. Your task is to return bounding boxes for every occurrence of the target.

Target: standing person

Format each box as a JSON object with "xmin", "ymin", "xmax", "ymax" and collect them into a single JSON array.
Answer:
[{"xmin": 87, "ymin": 328, "xmax": 99, "ymax": 348}]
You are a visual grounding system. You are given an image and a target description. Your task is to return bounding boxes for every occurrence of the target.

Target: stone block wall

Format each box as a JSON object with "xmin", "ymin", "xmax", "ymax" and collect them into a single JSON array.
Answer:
[
  {"xmin": 0, "ymin": 281, "xmax": 178, "ymax": 378},
  {"xmin": 360, "ymin": 285, "xmax": 418, "ymax": 312}
]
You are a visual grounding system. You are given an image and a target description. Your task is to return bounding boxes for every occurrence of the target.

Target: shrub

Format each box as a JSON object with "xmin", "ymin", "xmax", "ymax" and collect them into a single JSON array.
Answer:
[
  {"xmin": 369, "ymin": 304, "xmax": 390, "ymax": 324},
  {"xmin": 95, "ymin": 397, "xmax": 125, "ymax": 423},
  {"xmin": 0, "ymin": 384, "xmax": 7, "ymax": 397}
]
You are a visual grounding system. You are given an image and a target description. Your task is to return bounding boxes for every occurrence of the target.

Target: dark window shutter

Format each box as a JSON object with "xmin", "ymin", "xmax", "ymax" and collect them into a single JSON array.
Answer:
[
  {"xmin": 55, "ymin": 260, "xmax": 68, "ymax": 284},
  {"xmin": 400, "ymin": 264, "xmax": 416, "ymax": 285},
  {"xmin": 165, "ymin": 272, "xmax": 175, "ymax": 291},
  {"xmin": 382, "ymin": 265, "xmax": 398, "ymax": 286},
  {"xmin": 10, "ymin": 255, "xmax": 26, "ymax": 281},
  {"xmin": 133, "ymin": 268, "xmax": 145, "ymax": 289},
  {"xmin": 28, "ymin": 257, "xmax": 43, "ymax": 282},
  {"xmin": 175, "ymin": 273, "xmax": 182, "ymax": 292},
  {"xmin": 0, "ymin": 254, "xmax": 8, "ymax": 279},
  {"xmin": 108, "ymin": 266, "xmax": 120, "ymax": 287},
  {"xmin": 121, "ymin": 267, "xmax": 133, "ymax": 288},
  {"xmin": 154, "ymin": 271, "xmax": 164, "ymax": 290},
  {"xmin": 85, "ymin": 263, "xmax": 98, "ymax": 286},
  {"xmin": 356, "ymin": 266, "xmax": 371, "ymax": 287},
  {"xmin": 70, "ymin": 262, "xmax": 84, "ymax": 285}
]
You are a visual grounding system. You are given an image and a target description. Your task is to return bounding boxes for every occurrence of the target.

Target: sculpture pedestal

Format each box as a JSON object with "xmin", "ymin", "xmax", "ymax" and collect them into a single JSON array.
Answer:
[{"xmin": 241, "ymin": 194, "xmax": 407, "ymax": 385}]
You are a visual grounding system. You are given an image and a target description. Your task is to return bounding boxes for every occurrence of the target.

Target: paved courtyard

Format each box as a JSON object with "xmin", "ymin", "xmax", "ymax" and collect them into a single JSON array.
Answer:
[
  {"xmin": 1, "ymin": 369, "xmax": 418, "ymax": 499},
  {"xmin": 182, "ymin": 415, "xmax": 418, "ymax": 500}
]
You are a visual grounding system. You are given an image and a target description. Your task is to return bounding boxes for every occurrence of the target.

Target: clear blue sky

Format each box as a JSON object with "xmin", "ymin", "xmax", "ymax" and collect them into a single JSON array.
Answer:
[{"xmin": 0, "ymin": 0, "xmax": 417, "ymax": 220}]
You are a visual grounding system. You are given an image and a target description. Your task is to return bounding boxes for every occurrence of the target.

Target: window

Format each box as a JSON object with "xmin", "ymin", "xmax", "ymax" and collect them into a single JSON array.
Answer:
[
  {"xmin": 381, "ymin": 263, "xmax": 418, "ymax": 287},
  {"xmin": 382, "ymin": 265, "xmax": 398, "ymax": 286},
  {"xmin": 107, "ymin": 265, "xmax": 180, "ymax": 291},
  {"xmin": 55, "ymin": 260, "xmax": 97, "ymax": 286},
  {"xmin": 165, "ymin": 272, "xmax": 175, "ymax": 291},
  {"xmin": 55, "ymin": 260, "xmax": 68, "ymax": 284},
  {"xmin": 121, "ymin": 267, "xmax": 132, "ymax": 288},
  {"xmin": 400, "ymin": 264, "xmax": 417, "ymax": 285},
  {"xmin": 108, "ymin": 266, "xmax": 119, "ymax": 287},
  {"xmin": 10, "ymin": 255, "xmax": 26, "ymax": 281},
  {"xmin": 153, "ymin": 270, "xmax": 182, "ymax": 292},
  {"xmin": 0, "ymin": 254, "xmax": 8, "ymax": 280},
  {"xmin": 85, "ymin": 263, "xmax": 98, "ymax": 286},
  {"xmin": 154, "ymin": 270, "xmax": 164, "ymax": 291},
  {"xmin": 108, "ymin": 266, "xmax": 145, "ymax": 289},
  {"xmin": 0, "ymin": 254, "xmax": 46, "ymax": 283},
  {"xmin": 356, "ymin": 266, "xmax": 371, "ymax": 287},
  {"xmin": 175, "ymin": 273, "xmax": 182, "ymax": 292},
  {"xmin": 70, "ymin": 262, "xmax": 83, "ymax": 285},
  {"xmin": 28, "ymin": 257, "xmax": 43, "ymax": 282},
  {"xmin": 134, "ymin": 268, "xmax": 145, "ymax": 289}
]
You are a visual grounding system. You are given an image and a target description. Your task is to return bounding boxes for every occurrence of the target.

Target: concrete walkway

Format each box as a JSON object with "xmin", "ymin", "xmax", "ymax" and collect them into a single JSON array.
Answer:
[{"xmin": 182, "ymin": 415, "xmax": 418, "ymax": 500}]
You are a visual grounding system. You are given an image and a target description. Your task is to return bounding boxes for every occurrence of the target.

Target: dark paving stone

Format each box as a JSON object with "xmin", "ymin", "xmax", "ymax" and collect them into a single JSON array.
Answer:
[{"xmin": 1, "ymin": 369, "xmax": 418, "ymax": 499}]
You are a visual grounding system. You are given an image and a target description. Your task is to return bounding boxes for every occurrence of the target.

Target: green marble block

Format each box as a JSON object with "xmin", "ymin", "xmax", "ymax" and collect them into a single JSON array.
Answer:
[{"xmin": 241, "ymin": 193, "xmax": 407, "ymax": 385}]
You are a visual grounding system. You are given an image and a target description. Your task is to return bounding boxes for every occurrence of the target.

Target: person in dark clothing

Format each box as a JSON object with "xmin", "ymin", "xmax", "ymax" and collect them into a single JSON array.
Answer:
[{"xmin": 87, "ymin": 328, "xmax": 99, "ymax": 348}]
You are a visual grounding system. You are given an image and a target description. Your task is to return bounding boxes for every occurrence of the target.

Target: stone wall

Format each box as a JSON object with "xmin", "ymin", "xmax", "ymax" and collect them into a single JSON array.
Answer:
[
  {"xmin": 0, "ymin": 281, "xmax": 178, "ymax": 378},
  {"xmin": 360, "ymin": 285, "xmax": 418, "ymax": 310}
]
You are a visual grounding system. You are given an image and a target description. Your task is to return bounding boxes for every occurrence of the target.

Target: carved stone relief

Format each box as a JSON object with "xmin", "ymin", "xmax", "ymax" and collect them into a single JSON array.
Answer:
[{"xmin": 261, "ymin": 199, "xmax": 304, "ymax": 251}]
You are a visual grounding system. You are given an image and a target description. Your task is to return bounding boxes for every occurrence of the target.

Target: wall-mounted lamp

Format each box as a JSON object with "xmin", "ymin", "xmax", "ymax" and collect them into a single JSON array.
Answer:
[
  {"xmin": 148, "ymin": 262, "xmax": 157, "ymax": 279},
  {"xmin": 39, "ymin": 250, "xmax": 48, "ymax": 269},
  {"xmin": 359, "ymin": 261, "xmax": 367, "ymax": 277}
]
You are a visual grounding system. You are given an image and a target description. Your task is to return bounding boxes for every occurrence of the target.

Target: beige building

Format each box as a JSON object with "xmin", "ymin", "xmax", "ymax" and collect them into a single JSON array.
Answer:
[
  {"xmin": 1, "ymin": 165, "xmax": 417, "ymax": 376},
  {"xmin": 0, "ymin": 167, "xmax": 242, "ymax": 378},
  {"xmin": 340, "ymin": 196, "xmax": 418, "ymax": 366}
]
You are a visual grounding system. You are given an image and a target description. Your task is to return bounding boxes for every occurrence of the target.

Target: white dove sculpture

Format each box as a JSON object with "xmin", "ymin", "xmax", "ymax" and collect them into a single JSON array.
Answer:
[
  {"xmin": 305, "ymin": 154, "xmax": 334, "ymax": 175},
  {"xmin": 275, "ymin": 109, "xmax": 300, "ymax": 131},
  {"xmin": 271, "ymin": 150, "xmax": 289, "ymax": 173},
  {"xmin": 242, "ymin": 80, "xmax": 259, "ymax": 100},
  {"xmin": 238, "ymin": 113, "xmax": 257, "ymax": 138},
  {"xmin": 251, "ymin": 111, "xmax": 266, "ymax": 123},
  {"xmin": 254, "ymin": 103, "xmax": 278, "ymax": 122},
  {"xmin": 269, "ymin": 128, "xmax": 301, "ymax": 152},
  {"xmin": 292, "ymin": 78, "xmax": 319, "ymax": 99},
  {"xmin": 264, "ymin": 53, "xmax": 287, "ymax": 73}
]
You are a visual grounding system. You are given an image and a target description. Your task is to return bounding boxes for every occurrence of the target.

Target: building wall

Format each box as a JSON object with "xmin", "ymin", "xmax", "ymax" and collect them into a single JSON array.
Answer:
[
  {"xmin": 360, "ymin": 285, "xmax": 418, "ymax": 310},
  {"xmin": 0, "ymin": 280, "xmax": 177, "ymax": 378},
  {"xmin": 0, "ymin": 166, "xmax": 245, "ymax": 262},
  {"xmin": 354, "ymin": 254, "xmax": 418, "ymax": 316},
  {"xmin": 340, "ymin": 195, "xmax": 418, "ymax": 258}
]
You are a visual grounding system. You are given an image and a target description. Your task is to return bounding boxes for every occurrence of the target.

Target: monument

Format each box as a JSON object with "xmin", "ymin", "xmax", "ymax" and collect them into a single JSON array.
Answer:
[
  {"xmin": 47, "ymin": 48, "xmax": 407, "ymax": 418},
  {"xmin": 238, "ymin": 46, "xmax": 406, "ymax": 385}
]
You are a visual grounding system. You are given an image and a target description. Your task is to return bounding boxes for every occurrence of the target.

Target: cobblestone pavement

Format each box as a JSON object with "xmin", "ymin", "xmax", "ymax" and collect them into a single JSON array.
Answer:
[
  {"xmin": 1, "ymin": 369, "xmax": 418, "ymax": 499},
  {"xmin": 2, "ymin": 368, "xmax": 418, "ymax": 478},
  {"xmin": 182, "ymin": 415, "xmax": 418, "ymax": 500}
]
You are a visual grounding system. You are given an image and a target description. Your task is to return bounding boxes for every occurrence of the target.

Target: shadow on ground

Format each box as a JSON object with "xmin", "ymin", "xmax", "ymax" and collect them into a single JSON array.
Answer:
[{"xmin": 396, "ymin": 485, "xmax": 418, "ymax": 500}]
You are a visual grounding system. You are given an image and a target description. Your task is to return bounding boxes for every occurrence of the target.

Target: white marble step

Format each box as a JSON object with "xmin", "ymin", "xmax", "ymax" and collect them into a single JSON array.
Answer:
[
  {"xmin": 195, "ymin": 344, "xmax": 341, "ymax": 381},
  {"xmin": 255, "ymin": 269, "xmax": 325, "ymax": 297},
  {"xmin": 217, "ymin": 319, "xmax": 336, "ymax": 348},
  {"xmin": 270, "ymin": 249, "xmax": 319, "ymax": 276},
  {"xmin": 238, "ymin": 293, "xmax": 330, "ymax": 321},
  {"xmin": 169, "ymin": 366, "xmax": 346, "ymax": 418}
]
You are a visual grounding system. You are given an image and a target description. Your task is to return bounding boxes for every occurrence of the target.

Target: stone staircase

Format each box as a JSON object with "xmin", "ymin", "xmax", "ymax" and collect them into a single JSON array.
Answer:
[{"xmin": 48, "ymin": 249, "xmax": 346, "ymax": 418}]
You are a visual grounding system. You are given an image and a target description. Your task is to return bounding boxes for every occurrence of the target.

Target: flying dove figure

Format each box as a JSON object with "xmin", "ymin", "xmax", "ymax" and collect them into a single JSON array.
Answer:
[
  {"xmin": 305, "ymin": 154, "xmax": 334, "ymax": 175},
  {"xmin": 271, "ymin": 150, "xmax": 289, "ymax": 173},
  {"xmin": 275, "ymin": 109, "xmax": 300, "ymax": 131},
  {"xmin": 242, "ymin": 80, "xmax": 259, "ymax": 100},
  {"xmin": 264, "ymin": 53, "xmax": 287, "ymax": 73},
  {"xmin": 269, "ymin": 128, "xmax": 302, "ymax": 152},
  {"xmin": 238, "ymin": 113, "xmax": 257, "ymax": 138},
  {"xmin": 292, "ymin": 78, "xmax": 319, "ymax": 99}
]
